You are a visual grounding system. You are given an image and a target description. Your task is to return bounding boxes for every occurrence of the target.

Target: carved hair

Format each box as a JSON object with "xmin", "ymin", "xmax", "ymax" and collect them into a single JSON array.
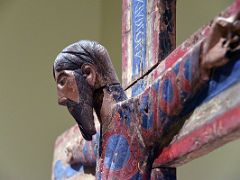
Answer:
[{"xmin": 53, "ymin": 40, "xmax": 119, "ymax": 84}]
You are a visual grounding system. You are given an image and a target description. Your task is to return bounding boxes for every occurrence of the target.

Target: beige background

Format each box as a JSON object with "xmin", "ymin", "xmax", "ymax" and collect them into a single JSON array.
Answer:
[{"xmin": 0, "ymin": 0, "xmax": 239, "ymax": 180}]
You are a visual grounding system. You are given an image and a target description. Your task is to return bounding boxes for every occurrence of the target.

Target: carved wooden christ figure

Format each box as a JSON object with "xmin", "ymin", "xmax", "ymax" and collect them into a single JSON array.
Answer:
[{"xmin": 53, "ymin": 14, "xmax": 240, "ymax": 179}]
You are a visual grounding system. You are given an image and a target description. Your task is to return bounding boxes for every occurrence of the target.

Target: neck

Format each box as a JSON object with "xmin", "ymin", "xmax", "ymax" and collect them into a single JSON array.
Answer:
[
  {"xmin": 93, "ymin": 83, "xmax": 127, "ymax": 126},
  {"xmin": 93, "ymin": 83, "xmax": 127, "ymax": 156}
]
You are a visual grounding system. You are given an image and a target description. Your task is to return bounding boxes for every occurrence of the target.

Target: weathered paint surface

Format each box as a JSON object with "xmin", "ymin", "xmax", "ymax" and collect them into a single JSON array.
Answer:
[
  {"xmin": 153, "ymin": 82, "xmax": 240, "ymax": 167},
  {"xmin": 131, "ymin": 0, "xmax": 147, "ymax": 79},
  {"xmin": 125, "ymin": 0, "xmax": 240, "ymax": 97},
  {"xmin": 52, "ymin": 0, "xmax": 240, "ymax": 179},
  {"xmin": 94, "ymin": 42, "xmax": 203, "ymax": 179},
  {"xmin": 122, "ymin": 0, "xmax": 176, "ymax": 92},
  {"xmin": 52, "ymin": 39, "xmax": 201, "ymax": 179},
  {"xmin": 52, "ymin": 123, "xmax": 98, "ymax": 180},
  {"xmin": 123, "ymin": 0, "xmax": 177, "ymax": 178},
  {"xmin": 92, "ymin": 38, "xmax": 240, "ymax": 179}
]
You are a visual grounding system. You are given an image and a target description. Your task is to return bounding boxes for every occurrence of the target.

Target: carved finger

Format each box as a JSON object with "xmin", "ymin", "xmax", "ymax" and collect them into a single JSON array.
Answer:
[
  {"xmin": 232, "ymin": 20, "xmax": 240, "ymax": 38},
  {"xmin": 202, "ymin": 38, "xmax": 229, "ymax": 69},
  {"xmin": 203, "ymin": 17, "xmax": 233, "ymax": 54},
  {"xmin": 226, "ymin": 43, "xmax": 240, "ymax": 60},
  {"xmin": 216, "ymin": 17, "xmax": 233, "ymax": 30},
  {"xmin": 228, "ymin": 34, "xmax": 240, "ymax": 49},
  {"xmin": 231, "ymin": 42, "xmax": 240, "ymax": 51},
  {"xmin": 233, "ymin": 20, "xmax": 240, "ymax": 30},
  {"xmin": 233, "ymin": 10, "xmax": 240, "ymax": 21}
]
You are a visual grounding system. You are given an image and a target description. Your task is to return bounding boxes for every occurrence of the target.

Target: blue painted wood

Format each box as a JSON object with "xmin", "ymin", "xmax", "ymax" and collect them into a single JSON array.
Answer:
[
  {"xmin": 52, "ymin": 47, "xmax": 240, "ymax": 179},
  {"xmin": 132, "ymin": 0, "xmax": 147, "ymax": 80},
  {"xmin": 52, "ymin": 1, "xmax": 240, "ymax": 179}
]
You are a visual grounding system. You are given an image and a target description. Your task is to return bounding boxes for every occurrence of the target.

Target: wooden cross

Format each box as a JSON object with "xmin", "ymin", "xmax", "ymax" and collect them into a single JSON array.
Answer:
[{"xmin": 52, "ymin": 0, "xmax": 240, "ymax": 179}]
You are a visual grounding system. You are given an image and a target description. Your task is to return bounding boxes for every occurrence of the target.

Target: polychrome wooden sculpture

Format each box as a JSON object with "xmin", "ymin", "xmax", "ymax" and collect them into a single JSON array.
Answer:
[{"xmin": 53, "ymin": 10, "xmax": 240, "ymax": 179}]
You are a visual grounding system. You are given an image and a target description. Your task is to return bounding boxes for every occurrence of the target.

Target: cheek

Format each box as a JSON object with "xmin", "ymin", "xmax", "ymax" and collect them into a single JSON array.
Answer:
[
  {"xmin": 57, "ymin": 78, "xmax": 80, "ymax": 103},
  {"xmin": 66, "ymin": 79, "xmax": 80, "ymax": 103}
]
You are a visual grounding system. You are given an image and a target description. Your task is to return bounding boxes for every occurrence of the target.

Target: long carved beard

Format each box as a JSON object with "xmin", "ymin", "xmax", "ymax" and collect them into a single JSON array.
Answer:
[
  {"xmin": 67, "ymin": 100, "xmax": 96, "ymax": 140},
  {"xmin": 67, "ymin": 70, "xmax": 96, "ymax": 141}
]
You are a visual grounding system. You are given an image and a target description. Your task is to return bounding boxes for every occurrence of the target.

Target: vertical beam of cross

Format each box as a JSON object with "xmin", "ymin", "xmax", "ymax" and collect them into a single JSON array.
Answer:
[
  {"xmin": 122, "ymin": 0, "xmax": 177, "ymax": 179},
  {"xmin": 52, "ymin": 1, "xmax": 240, "ymax": 179},
  {"xmin": 122, "ymin": 0, "xmax": 176, "ymax": 97}
]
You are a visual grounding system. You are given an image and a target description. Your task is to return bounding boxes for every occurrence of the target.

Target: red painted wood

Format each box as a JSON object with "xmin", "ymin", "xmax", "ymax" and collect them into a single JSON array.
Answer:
[
  {"xmin": 52, "ymin": 0, "xmax": 240, "ymax": 179},
  {"xmin": 125, "ymin": 0, "xmax": 240, "ymax": 97},
  {"xmin": 121, "ymin": 0, "xmax": 130, "ymax": 89},
  {"xmin": 122, "ymin": 0, "xmax": 176, "ymax": 92},
  {"xmin": 153, "ymin": 83, "xmax": 240, "ymax": 167}
]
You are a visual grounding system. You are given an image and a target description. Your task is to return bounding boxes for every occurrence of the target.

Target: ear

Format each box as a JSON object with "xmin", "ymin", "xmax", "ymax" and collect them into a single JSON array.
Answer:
[{"xmin": 81, "ymin": 64, "xmax": 96, "ymax": 87}]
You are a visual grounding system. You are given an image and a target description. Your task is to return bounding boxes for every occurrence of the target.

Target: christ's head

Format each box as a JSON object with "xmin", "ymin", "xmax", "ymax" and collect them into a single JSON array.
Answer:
[{"xmin": 53, "ymin": 40, "xmax": 119, "ymax": 140}]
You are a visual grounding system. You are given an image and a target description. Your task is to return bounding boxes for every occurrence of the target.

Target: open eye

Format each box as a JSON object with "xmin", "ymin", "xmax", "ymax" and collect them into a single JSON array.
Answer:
[{"xmin": 58, "ymin": 76, "xmax": 67, "ymax": 86}]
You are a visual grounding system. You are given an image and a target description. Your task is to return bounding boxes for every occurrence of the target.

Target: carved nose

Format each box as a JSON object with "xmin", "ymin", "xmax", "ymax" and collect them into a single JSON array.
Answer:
[{"xmin": 58, "ymin": 97, "xmax": 68, "ymax": 106}]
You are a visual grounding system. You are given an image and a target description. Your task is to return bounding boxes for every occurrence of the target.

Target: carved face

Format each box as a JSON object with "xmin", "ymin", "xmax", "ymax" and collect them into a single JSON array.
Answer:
[{"xmin": 54, "ymin": 69, "xmax": 96, "ymax": 140}]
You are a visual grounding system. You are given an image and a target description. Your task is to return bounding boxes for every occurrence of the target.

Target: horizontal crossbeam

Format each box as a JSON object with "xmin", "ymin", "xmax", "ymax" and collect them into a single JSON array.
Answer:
[
  {"xmin": 153, "ymin": 82, "xmax": 240, "ymax": 167},
  {"xmin": 52, "ymin": 1, "xmax": 240, "ymax": 179}
]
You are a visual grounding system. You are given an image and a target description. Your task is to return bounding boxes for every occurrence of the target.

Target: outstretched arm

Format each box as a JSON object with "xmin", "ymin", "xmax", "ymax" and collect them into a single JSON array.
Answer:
[
  {"xmin": 52, "ymin": 123, "xmax": 99, "ymax": 180},
  {"xmin": 123, "ymin": 13, "xmax": 240, "ymax": 149}
]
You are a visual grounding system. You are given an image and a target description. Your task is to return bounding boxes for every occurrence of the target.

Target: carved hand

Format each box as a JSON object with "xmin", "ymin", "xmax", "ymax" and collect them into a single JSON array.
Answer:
[{"xmin": 201, "ymin": 11, "xmax": 240, "ymax": 80}]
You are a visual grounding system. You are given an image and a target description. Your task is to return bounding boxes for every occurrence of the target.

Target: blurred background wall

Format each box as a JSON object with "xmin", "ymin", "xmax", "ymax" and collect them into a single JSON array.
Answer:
[{"xmin": 0, "ymin": 0, "xmax": 239, "ymax": 179}]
